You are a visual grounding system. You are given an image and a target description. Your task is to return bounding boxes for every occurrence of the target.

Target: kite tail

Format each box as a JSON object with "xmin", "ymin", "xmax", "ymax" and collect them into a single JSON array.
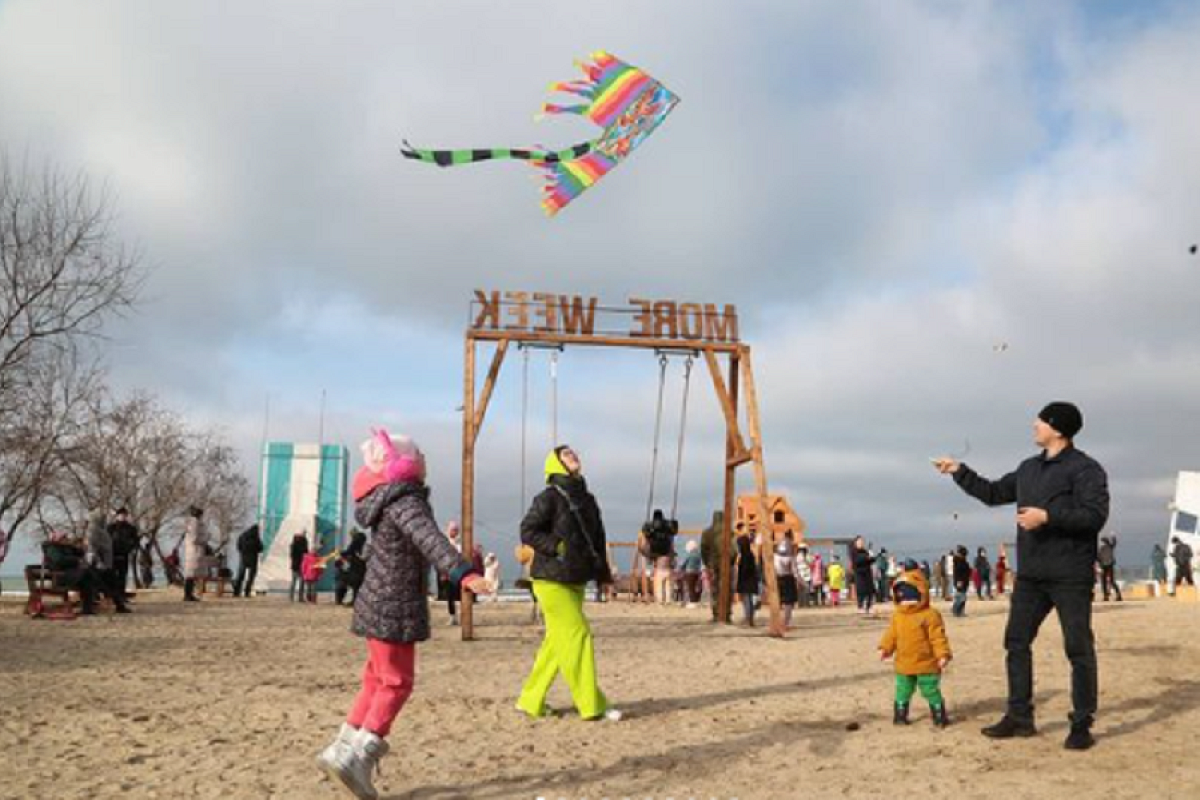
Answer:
[
  {"xmin": 535, "ymin": 149, "xmax": 617, "ymax": 216},
  {"xmin": 400, "ymin": 139, "xmax": 593, "ymax": 167}
]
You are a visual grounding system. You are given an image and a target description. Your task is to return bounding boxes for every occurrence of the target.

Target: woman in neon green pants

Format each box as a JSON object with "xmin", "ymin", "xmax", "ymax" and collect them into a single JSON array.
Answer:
[{"xmin": 516, "ymin": 446, "xmax": 622, "ymax": 722}]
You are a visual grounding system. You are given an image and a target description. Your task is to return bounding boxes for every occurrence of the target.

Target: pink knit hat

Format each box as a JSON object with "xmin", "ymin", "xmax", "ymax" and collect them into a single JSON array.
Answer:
[{"xmin": 352, "ymin": 428, "xmax": 426, "ymax": 501}]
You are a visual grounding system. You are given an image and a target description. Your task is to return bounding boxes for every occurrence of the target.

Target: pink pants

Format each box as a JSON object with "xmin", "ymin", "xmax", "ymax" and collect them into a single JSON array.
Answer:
[
  {"xmin": 830, "ymin": 589, "xmax": 841, "ymax": 606},
  {"xmin": 346, "ymin": 638, "xmax": 417, "ymax": 737}
]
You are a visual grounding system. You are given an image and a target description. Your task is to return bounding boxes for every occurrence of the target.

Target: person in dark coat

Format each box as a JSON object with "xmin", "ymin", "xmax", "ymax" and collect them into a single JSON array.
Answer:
[
  {"xmin": 335, "ymin": 529, "xmax": 369, "ymax": 606},
  {"xmin": 974, "ymin": 547, "xmax": 993, "ymax": 599},
  {"xmin": 735, "ymin": 531, "xmax": 760, "ymax": 627},
  {"xmin": 42, "ymin": 533, "xmax": 100, "ymax": 614},
  {"xmin": 951, "ymin": 546, "xmax": 972, "ymax": 617},
  {"xmin": 515, "ymin": 445, "xmax": 620, "ymax": 723},
  {"xmin": 107, "ymin": 508, "xmax": 140, "ymax": 594},
  {"xmin": 88, "ymin": 510, "xmax": 131, "ymax": 612},
  {"xmin": 935, "ymin": 401, "xmax": 1109, "ymax": 751},
  {"xmin": 233, "ymin": 524, "xmax": 264, "ymax": 598},
  {"xmin": 317, "ymin": 429, "xmax": 488, "ymax": 799},
  {"xmin": 289, "ymin": 531, "xmax": 309, "ymax": 602},
  {"xmin": 1097, "ymin": 535, "xmax": 1122, "ymax": 602},
  {"xmin": 1170, "ymin": 537, "xmax": 1194, "ymax": 590},
  {"xmin": 851, "ymin": 536, "xmax": 876, "ymax": 615}
]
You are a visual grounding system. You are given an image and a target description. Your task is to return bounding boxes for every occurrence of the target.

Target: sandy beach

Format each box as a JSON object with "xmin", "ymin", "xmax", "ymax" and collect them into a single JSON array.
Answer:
[{"xmin": 1, "ymin": 591, "xmax": 1198, "ymax": 800}]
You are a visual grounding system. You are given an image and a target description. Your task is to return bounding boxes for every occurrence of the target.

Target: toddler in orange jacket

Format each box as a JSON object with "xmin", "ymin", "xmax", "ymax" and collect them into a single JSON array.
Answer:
[{"xmin": 879, "ymin": 561, "xmax": 952, "ymax": 727}]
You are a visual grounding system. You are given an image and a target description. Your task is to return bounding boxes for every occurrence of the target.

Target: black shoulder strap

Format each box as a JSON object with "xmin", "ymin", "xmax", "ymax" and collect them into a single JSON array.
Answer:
[{"xmin": 551, "ymin": 484, "xmax": 602, "ymax": 565}]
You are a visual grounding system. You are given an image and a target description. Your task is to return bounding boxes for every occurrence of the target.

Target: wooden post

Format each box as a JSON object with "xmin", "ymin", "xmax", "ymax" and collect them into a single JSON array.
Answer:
[
  {"xmin": 740, "ymin": 346, "xmax": 784, "ymax": 637},
  {"xmin": 472, "ymin": 339, "xmax": 509, "ymax": 437},
  {"xmin": 718, "ymin": 351, "xmax": 739, "ymax": 624},
  {"xmin": 461, "ymin": 335, "xmax": 478, "ymax": 641}
]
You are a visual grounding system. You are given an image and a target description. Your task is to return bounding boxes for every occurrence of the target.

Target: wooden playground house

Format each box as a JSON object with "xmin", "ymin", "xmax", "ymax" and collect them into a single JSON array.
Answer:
[
  {"xmin": 735, "ymin": 493, "xmax": 806, "ymax": 544},
  {"xmin": 458, "ymin": 289, "xmax": 786, "ymax": 638}
]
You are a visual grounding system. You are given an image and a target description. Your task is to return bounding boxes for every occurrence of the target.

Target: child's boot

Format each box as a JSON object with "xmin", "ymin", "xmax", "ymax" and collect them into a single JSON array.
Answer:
[
  {"xmin": 315, "ymin": 722, "xmax": 357, "ymax": 777},
  {"xmin": 893, "ymin": 703, "xmax": 910, "ymax": 725},
  {"xmin": 931, "ymin": 704, "xmax": 951, "ymax": 728},
  {"xmin": 331, "ymin": 726, "xmax": 389, "ymax": 800}
]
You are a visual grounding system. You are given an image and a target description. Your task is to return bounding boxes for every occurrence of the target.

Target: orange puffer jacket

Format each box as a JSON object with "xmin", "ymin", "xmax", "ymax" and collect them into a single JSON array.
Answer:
[{"xmin": 879, "ymin": 568, "xmax": 951, "ymax": 675}]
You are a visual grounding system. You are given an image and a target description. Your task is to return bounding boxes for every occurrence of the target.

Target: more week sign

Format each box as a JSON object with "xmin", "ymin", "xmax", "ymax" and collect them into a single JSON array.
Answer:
[{"xmin": 470, "ymin": 290, "xmax": 739, "ymax": 343}]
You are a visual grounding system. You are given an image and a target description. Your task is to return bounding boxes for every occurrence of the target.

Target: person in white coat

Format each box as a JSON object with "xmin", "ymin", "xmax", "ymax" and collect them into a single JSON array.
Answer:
[
  {"xmin": 183, "ymin": 506, "xmax": 209, "ymax": 602},
  {"xmin": 483, "ymin": 552, "xmax": 502, "ymax": 602}
]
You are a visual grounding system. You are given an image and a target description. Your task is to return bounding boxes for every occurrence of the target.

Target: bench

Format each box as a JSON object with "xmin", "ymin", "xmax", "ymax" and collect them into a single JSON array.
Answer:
[
  {"xmin": 24, "ymin": 565, "xmax": 76, "ymax": 619},
  {"xmin": 197, "ymin": 575, "xmax": 231, "ymax": 597}
]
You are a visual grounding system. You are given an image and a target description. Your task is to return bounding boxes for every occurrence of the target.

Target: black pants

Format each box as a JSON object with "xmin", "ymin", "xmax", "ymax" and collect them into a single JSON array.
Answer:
[
  {"xmin": 1175, "ymin": 566, "xmax": 1194, "ymax": 589},
  {"xmin": 1099, "ymin": 565, "xmax": 1122, "ymax": 600},
  {"xmin": 113, "ymin": 557, "xmax": 132, "ymax": 594},
  {"xmin": 854, "ymin": 575, "xmax": 875, "ymax": 611},
  {"xmin": 1005, "ymin": 578, "xmax": 1097, "ymax": 727},
  {"xmin": 335, "ymin": 577, "xmax": 361, "ymax": 605},
  {"xmin": 234, "ymin": 561, "xmax": 258, "ymax": 597}
]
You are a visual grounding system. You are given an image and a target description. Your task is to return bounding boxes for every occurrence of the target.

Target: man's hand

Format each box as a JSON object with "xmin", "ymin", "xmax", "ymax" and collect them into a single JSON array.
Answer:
[
  {"xmin": 879, "ymin": 649, "xmax": 892, "ymax": 662},
  {"xmin": 1017, "ymin": 507, "xmax": 1049, "ymax": 531},
  {"xmin": 937, "ymin": 656, "xmax": 951, "ymax": 670},
  {"xmin": 931, "ymin": 458, "xmax": 960, "ymax": 475}
]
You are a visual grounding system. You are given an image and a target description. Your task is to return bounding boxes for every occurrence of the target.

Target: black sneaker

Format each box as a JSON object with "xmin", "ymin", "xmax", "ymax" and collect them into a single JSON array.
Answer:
[
  {"xmin": 893, "ymin": 703, "xmax": 910, "ymax": 726},
  {"xmin": 981, "ymin": 716, "xmax": 1037, "ymax": 738},
  {"xmin": 1064, "ymin": 725, "xmax": 1095, "ymax": 750},
  {"xmin": 931, "ymin": 705, "xmax": 951, "ymax": 728}
]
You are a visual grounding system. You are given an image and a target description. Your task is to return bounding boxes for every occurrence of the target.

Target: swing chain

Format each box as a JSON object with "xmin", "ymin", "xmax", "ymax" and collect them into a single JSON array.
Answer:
[
  {"xmin": 670, "ymin": 355, "xmax": 694, "ymax": 521},
  {"xmin": 644, "ymin": 353, "xmax": 670, "ymax": 524}
]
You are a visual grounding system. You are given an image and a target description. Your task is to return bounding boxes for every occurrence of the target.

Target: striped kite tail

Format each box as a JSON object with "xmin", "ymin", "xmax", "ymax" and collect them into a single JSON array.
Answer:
[{"xmin": 400, "ymin": 139, "xmax": 592, "ymax": 167}]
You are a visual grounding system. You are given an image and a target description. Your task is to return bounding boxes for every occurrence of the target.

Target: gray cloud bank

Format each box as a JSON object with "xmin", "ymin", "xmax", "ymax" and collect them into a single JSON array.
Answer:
[{"xmin": 2, "ymin": 1, "xmax": 1198, "ymax": 571}]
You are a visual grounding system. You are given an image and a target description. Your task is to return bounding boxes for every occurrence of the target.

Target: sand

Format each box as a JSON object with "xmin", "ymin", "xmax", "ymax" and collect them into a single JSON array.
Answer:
[{"xmin": 1, "ymin": 590, "xmax": 1198, "ymax": 799}]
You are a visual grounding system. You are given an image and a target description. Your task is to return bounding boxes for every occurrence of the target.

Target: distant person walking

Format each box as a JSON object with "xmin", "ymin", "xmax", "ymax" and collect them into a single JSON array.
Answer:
[
  {"xmin": 975, "ymin": 547, "xmax": 993, "ymax": 600},
  {"xmin": 289, "ymin": 530, "xmax": 309, "ymax": 602},
  {"xmin": 995, "ymin": 551, "xmax": 1008, "ymax": 596},
  {"xmin": 182, "ymin": 506, "xmax": 209, "ymax": 603},
  {"xmin": 1150, "ymin": 544, "xmax": 1167, "ymax": 585},
  {"xmin": 736, "ymin": 532, "xmax": 760, "ymax": 627},
  {"xmin": 951, "ymin": 546, "xmax": 972, "ymax": 617},
  {"xmin": 1097, "ymin": 535, "xmax": 1122, "ymax": 602},
  {"xmin": 827, "ymin": 555, "xmax": 846, "ymax": 606},
  {"xmin": 1171, "ymin": 537, "xmax": 1194, "ymax": 591},
  {"xmin": 681, "ymin": 540, "xmax": 702, "ymax": 607},
  {"xmin": 932, "ymin": 555, "xmax": 948, "ymax": 601},
  {"xmin": 233, "ymin": 524, "xmax": 264, "ymax": 598},
  {"xmin": 108, "ymin": 508, "xmax": 140, "ymax": 594},
  {"xmin": 851, "ymin": 537, "xmax": 876, "ymax": 616},
  {"xmin": 934, "ymin": 401, "xmax": 1109, "ymax": 751}
]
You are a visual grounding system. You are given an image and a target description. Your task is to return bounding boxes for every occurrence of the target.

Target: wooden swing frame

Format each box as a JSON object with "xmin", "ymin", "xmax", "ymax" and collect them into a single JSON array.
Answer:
[{"xmin": 459, "ymin": 295, "xmax": 784, "ymax": 640}]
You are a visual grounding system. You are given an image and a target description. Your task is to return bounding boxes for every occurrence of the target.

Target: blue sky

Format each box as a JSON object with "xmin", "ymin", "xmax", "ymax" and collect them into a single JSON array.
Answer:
[{"xmin": 3, "ymin": 1, "xmax": 1200, "ymax": 574}]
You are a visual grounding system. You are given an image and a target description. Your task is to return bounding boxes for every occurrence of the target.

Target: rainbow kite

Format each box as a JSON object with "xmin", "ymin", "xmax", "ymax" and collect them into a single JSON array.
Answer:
[{"xmin": 401, "ymin": 51, "xmax": 679, "ymax": 216}]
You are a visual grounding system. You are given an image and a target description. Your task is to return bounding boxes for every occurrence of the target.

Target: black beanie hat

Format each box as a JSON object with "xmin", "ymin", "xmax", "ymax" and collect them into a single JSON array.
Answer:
[{"xmin": 1039, "ymin": 401, "xmax": 1083, "ymax": 439}]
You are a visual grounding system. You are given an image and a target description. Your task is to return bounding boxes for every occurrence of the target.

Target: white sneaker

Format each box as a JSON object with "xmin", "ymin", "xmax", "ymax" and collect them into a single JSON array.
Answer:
[
  {"xmin": 315, "ymin": 722, "xmax": 357, "ymax": 776},
  {"xmin": 604, "ymin": 708, "xmax": 624, "ymax": 722},
  {"xmin": 329, "ymin": 727, "xmax": 388, "ymax": 800}
]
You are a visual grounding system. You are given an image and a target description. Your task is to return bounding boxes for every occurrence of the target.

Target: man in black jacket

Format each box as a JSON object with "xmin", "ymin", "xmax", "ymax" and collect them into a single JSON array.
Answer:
[
  {"xmin": 233, "ymin": 524, "xmax": 264, "ymax": 598},
  {"xmin": 108, "ymin": 508, "xmax": 140, "ymax": 594},
  {"xmin": 934, "ymin": 401, "xmax": 1109, "ymax": 751}
]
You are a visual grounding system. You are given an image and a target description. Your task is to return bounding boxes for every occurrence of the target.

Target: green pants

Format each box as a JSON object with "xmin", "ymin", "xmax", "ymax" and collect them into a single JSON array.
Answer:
[
  {"xmin": 895, "ymin": 674, "xmax": 944, "ymax": 708},
  {"xmin": 517, "ymin": 580, "xmax": 609, "ymax": 720}
]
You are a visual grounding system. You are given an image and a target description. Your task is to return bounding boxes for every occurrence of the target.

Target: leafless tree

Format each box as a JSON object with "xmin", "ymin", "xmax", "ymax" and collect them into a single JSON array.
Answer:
[
  {"xmin": 0, "ymin": 154, "xmax": 141, "ymax": 392},
  {"xmin": 0, "ymin": 344, "xmax": 104, "ymax": 560},
  {"xmin": 0, "ymin": 154, "xmax": 141, "ymax": 570},
  {"xmin": 38, "ymin": 391, "xmax": 254, "ymax": 585}
]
